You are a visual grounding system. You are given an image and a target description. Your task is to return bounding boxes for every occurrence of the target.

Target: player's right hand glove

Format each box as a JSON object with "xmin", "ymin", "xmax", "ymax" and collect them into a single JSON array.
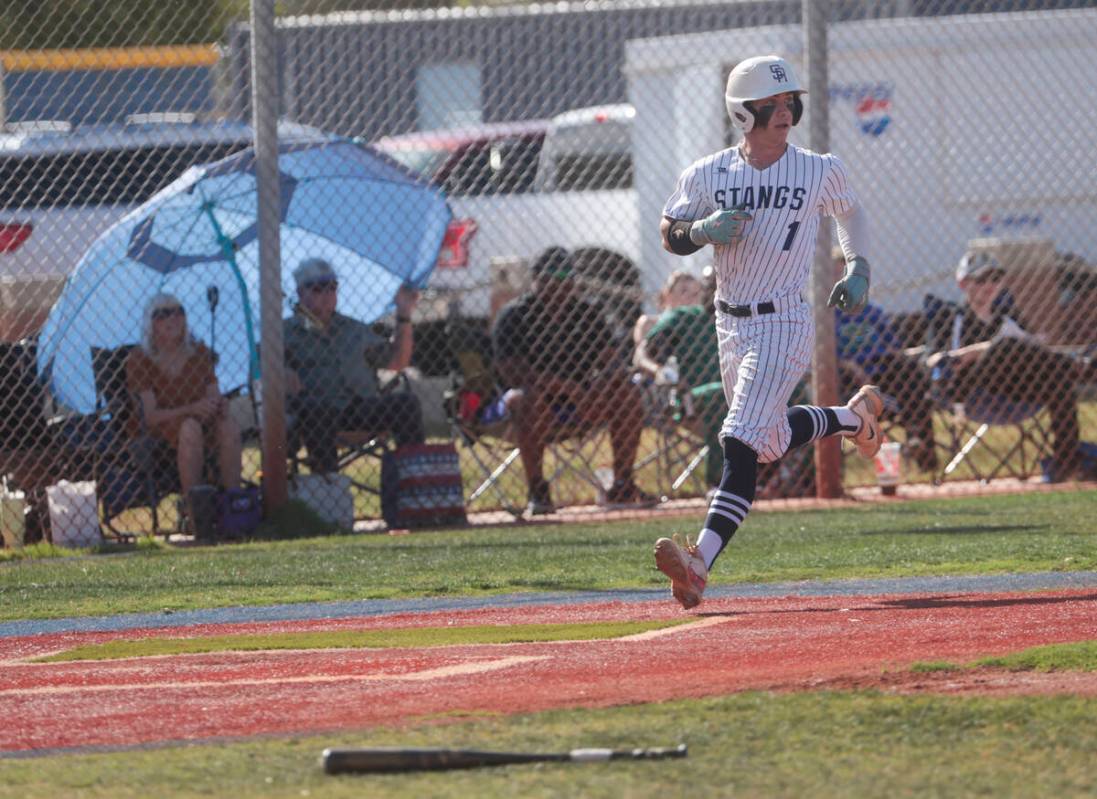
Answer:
[
  {"xmin": 689, "ymin": 205, "xmax": 752, "ymax": 246},
  {"xmin": 827, "ymin": 255, "xmax": 871, "ymax": 312}
]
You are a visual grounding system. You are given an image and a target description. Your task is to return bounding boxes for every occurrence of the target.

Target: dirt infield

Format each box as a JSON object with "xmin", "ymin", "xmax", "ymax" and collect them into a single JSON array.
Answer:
[{"xmin": 3, "ymin": 587, "xmax": 1096, "ymax": 755}]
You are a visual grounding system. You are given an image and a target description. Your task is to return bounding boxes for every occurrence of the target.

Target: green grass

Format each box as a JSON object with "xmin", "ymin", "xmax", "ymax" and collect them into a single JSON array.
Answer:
[
  {"xmin": 913, "ymin": 641, "xmax": 1097, "ymax": 674},
  {"xmin": 976, "ymin": 640, "xmax": 1097, "ymax": 672},
  {"xmin": 1, "ymin": 691, "xmax": 1095, "ymax": 798},
  {"xmin": 2, "ymin": 490, "xmax": 1095, "ymax": 621},
  {"xmin": 36, "ymin": 618, "xmax": 692, "ymax": 662}
]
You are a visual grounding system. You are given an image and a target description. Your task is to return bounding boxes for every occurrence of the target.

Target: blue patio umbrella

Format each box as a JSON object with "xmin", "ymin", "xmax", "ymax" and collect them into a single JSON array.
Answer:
[{"xmin": 38, "ymin": 140, "xmax": 451, "ymax": 413}]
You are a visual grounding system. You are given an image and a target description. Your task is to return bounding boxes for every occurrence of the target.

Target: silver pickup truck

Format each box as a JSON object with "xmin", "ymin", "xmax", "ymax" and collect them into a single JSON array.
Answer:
[{"xmin": 373, "ymin": 104, "xmax": 642, "ymax": 324}]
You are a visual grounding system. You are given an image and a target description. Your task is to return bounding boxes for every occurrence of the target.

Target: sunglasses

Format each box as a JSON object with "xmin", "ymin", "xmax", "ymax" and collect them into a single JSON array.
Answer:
[
  {"xmin": 151, "ymin": 306, "xmax": 185, "ymax": 321},
  {"xmin": 968, "ymin": 271, "xmax": 1005, "ymax": 285},
  {"xmin": 305, "ymin": 280, "xmax": 339, "ymax": 293}
]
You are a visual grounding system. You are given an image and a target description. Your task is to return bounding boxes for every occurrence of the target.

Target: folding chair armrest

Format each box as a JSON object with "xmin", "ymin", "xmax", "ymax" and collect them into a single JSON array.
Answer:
[{"xmin": 687, "ymin": 382, "xmax": 723, "ymax": 400}]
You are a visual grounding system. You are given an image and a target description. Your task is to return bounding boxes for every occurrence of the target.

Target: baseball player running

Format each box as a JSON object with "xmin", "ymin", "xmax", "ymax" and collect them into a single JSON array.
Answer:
[{"xmin": 654, "ymin": 54, "xmax": 883, "ymax": 610}]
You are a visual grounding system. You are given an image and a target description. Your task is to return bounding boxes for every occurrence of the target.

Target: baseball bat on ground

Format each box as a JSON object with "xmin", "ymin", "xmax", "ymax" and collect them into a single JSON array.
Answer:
[{"xmin": 321, "ymin": 744, "xmax": 687, "ymax": 774}]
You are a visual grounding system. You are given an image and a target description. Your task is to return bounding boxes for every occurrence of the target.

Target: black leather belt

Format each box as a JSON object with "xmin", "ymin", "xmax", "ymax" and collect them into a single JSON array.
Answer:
[{"xmin": 717, "ymin": 299, "xmax": 776, "ymax": 317}]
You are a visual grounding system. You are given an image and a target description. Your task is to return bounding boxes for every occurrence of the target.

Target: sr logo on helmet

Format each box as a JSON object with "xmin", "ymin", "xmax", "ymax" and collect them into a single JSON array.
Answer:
[{"xmin": 725, "ymin": 55, "xmax": 806, "ymax": 134}]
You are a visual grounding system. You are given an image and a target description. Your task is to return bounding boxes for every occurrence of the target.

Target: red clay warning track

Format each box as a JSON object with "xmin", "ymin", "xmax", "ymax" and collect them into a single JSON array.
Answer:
[{"xmin": 3, "ymin": 589, "xmax": 1096, "ymax": 754}]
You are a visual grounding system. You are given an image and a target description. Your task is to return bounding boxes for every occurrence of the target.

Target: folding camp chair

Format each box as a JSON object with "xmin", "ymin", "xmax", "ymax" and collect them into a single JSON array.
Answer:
[
  {"xmin": 91, "ymin": 344, "xmax": 214, "ymax": 539},
  {"xmin": 445, "ymin": 347, "xmax": 619, "ymax": 517},
  {"xmin": 78, "ymin": 345, "xmax": 183, "ymax": 539},
  {"xmin": 936, "ymin": 390, "xmax": 1053, "ymax": 483},
  {"xmin": 630, "ymin": 378, "xmax": 718, "ymax": 500},
  {"xmin": 88, "ymin": 345, "xmax": 240, "ymax": 539},
  {"xmin": 923, "ymin": 294, "xmax": 1056, "ymax": 484}
]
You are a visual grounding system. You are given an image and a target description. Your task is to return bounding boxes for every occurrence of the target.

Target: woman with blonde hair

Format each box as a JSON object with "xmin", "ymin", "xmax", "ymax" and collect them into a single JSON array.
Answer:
[{"xmin": 125, "ymin": 293, "xmax": 242, "ymax": 514}]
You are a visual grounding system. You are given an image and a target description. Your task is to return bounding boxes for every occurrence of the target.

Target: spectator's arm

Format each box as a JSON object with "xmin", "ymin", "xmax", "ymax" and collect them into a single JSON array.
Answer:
[
  {"xmin": 205, "ymin": 380, "xmax": 229, "ymax": 417},
  {"xmin": 633, "ymin": 336, "xmax": 663, "ymax": 378},
  {"xmin": 491, "ymin": 302, "xmax": 528, "ymax": 389},
  {"xmin": 925, "ymin": 341, "xmax": 990, "ymax": 370},
  {"xmin": 633, "ymin": 313, "xmax": 655, "ymax": 345},
  {"xmin": 282, "ymin": 318, "xmax": 304, "ymax": 395},
  {"xmin": 137, "ymin": 389, "xmax": 219, "ymax": 428},
  {"xmin": 385, "ymin": 320, "xmax": 414, "ymax": 372},
  {"xmin": 949, "ymin": 341, "xmax": 992, "ymax": 366},
  {"xmin": 636, "ymin": 325, "xmax": 675, "ymax": 379},
  {"xmin": 385, "ymin": 284, "xmax": 419, "ymax": 372}
]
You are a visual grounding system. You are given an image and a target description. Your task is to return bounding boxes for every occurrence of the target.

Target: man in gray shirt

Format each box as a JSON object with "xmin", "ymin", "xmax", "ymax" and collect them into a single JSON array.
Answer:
[{"xmin": 284, "ymin": 258, "xmax": 424, "ymax": 473}]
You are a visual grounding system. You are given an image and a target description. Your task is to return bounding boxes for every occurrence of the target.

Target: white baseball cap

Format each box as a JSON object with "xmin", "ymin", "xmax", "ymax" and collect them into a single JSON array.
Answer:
[{"xmin": 955, "ymin": 251, "xmax": 1003, "ymax": 283}]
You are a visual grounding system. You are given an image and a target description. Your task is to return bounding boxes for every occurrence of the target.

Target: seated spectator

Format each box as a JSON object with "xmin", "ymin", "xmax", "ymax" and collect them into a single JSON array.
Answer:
[
  {"xmin": 284, "ymin": 257, "xmax": 425, "ymax": 473},
  {"xmin": 925, "ymin": 251, "xmax": 1082, "ymax": 482},
  {"xmin": 632, "ymin": 269, "xmax": 703, "ymax": 368},
  {"xmin": 639, "ymin": 266, "xmax": 727, "ymax": 492},
  {"xmin": 492, "ymin": 246, "xmax": 657, "ymax": 515},
  {"xmin": 126, "ymin": 293, "xmax": 243, "ymax": 504},
  {"xmin": 831, "ymin": 250, "xmax": 939, "ymax": 472}
]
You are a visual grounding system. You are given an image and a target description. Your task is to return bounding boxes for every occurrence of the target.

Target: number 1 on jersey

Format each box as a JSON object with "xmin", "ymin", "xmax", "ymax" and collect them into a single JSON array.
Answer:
[{"xmin": 781, "ymin": 221, "xmax": 801, "ymax": 251}]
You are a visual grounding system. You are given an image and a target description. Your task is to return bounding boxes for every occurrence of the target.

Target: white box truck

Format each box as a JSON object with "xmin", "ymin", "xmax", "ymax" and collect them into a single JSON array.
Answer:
[{"xmin": 624, "ymin": 8, "xmax": 1097, "ymax": 312}]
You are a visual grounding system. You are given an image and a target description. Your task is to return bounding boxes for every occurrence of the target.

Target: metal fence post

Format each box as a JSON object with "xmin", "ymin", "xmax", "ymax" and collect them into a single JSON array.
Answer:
[
  {"xmin": 804, "ymin": 0, "xmax": 843, "ymax": 499},
  {"xmin": 251, "ymin": 0, "xmax": 288, "ymax": 512}
]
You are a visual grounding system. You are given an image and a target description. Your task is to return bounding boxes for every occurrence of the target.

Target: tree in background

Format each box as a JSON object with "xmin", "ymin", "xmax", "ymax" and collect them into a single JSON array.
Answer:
[{"xmin": 0, "ymin": 1, "xmax": 242, "ymax": 49}]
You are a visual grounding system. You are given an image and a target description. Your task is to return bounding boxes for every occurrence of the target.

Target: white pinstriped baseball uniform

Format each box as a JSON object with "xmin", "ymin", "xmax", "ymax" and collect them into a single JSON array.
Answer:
[{"xmin": 663, "ymin": 144, "xmax": 859, "ymax": 463}]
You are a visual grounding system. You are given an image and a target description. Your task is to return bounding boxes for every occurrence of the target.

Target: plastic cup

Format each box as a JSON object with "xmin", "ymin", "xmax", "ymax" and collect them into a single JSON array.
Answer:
[{"xmin": 873, "ymin": 441, "xmax": 902, "ymax": 496}]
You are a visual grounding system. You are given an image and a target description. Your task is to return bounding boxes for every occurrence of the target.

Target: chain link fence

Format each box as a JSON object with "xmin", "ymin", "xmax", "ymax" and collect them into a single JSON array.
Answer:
[{"xmin": 1, "ymin": 0, "xmax": 1095, "ymax": 548}]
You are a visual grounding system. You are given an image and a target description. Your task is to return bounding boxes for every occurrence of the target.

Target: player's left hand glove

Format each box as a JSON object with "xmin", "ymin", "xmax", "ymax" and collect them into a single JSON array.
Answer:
[
  {"xmin": 689, "ymin": 205, "xmax": 752, "ymax": 246},
  {"xmin": 827, "ymin": 255, "xmax": 871, "ymax": 312}
]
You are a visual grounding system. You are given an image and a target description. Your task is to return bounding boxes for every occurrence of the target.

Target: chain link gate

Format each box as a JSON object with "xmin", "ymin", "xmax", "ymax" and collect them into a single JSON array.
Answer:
[{"xmin": 1, "ymin": 0, "xmax": 1094, "ymax": 547}]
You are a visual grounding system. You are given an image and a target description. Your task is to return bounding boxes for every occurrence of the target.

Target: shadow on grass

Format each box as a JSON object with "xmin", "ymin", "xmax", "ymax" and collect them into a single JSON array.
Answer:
[
  {"xmin": 881, "ymin": 592, "xmax": 1097, "ymax": 611},
  {"xmin": 858, "ymin": 524, "xmax": 1047, "ymax": 536}
]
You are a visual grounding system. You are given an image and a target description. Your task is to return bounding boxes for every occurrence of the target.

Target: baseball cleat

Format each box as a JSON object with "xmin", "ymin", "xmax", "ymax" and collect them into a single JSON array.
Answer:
[
  {"xmin": 846, "ymin": 384, "xmax": 885, "ymax": 458},
  {"xmin": 654, "ymin": 534, "xmax": 708, "ymax": 610}
]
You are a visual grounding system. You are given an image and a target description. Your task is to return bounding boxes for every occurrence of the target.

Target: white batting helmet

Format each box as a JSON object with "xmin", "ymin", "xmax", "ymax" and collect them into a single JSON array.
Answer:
[{"xmin": 725, "ymin": 55, "xmax": 805, "ymax": 133}]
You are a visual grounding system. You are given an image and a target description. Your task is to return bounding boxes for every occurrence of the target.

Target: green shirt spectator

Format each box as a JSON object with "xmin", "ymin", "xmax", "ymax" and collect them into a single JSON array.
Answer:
[
  {"xmin": 644, "ymin": 303, "xmax": 725, "ymax": 489},
  {"xmin": 645, "ymin": 304, "xmax": 721, "ymax": 391}
]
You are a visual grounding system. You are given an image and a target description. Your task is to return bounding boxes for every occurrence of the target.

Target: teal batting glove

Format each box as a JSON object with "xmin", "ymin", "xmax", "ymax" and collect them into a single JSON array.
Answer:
[
  {"xmin": 689, "ymin": 205, "xmax": 752, "ymax": 246},
  {"xmin": 827, "ymin": 255, "xmax": 871, "ymax": 312}
]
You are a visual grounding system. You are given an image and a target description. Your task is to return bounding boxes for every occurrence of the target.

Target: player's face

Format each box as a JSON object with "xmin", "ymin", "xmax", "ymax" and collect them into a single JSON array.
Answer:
[{"xmin": 752, "ymin": 92, "xmax": 797, "ymax": 137}]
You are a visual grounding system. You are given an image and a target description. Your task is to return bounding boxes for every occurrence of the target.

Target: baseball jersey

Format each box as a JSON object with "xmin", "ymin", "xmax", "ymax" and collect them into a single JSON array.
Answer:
[{"xmin": 663, "ymin": 145, "xmax": 858, "ymax": 304}]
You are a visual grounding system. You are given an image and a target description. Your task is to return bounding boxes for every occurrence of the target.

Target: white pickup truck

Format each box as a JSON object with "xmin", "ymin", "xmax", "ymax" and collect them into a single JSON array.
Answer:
[{"xmin": 373, "ymin": 104, "xmax": 643, "ymax": 324}]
